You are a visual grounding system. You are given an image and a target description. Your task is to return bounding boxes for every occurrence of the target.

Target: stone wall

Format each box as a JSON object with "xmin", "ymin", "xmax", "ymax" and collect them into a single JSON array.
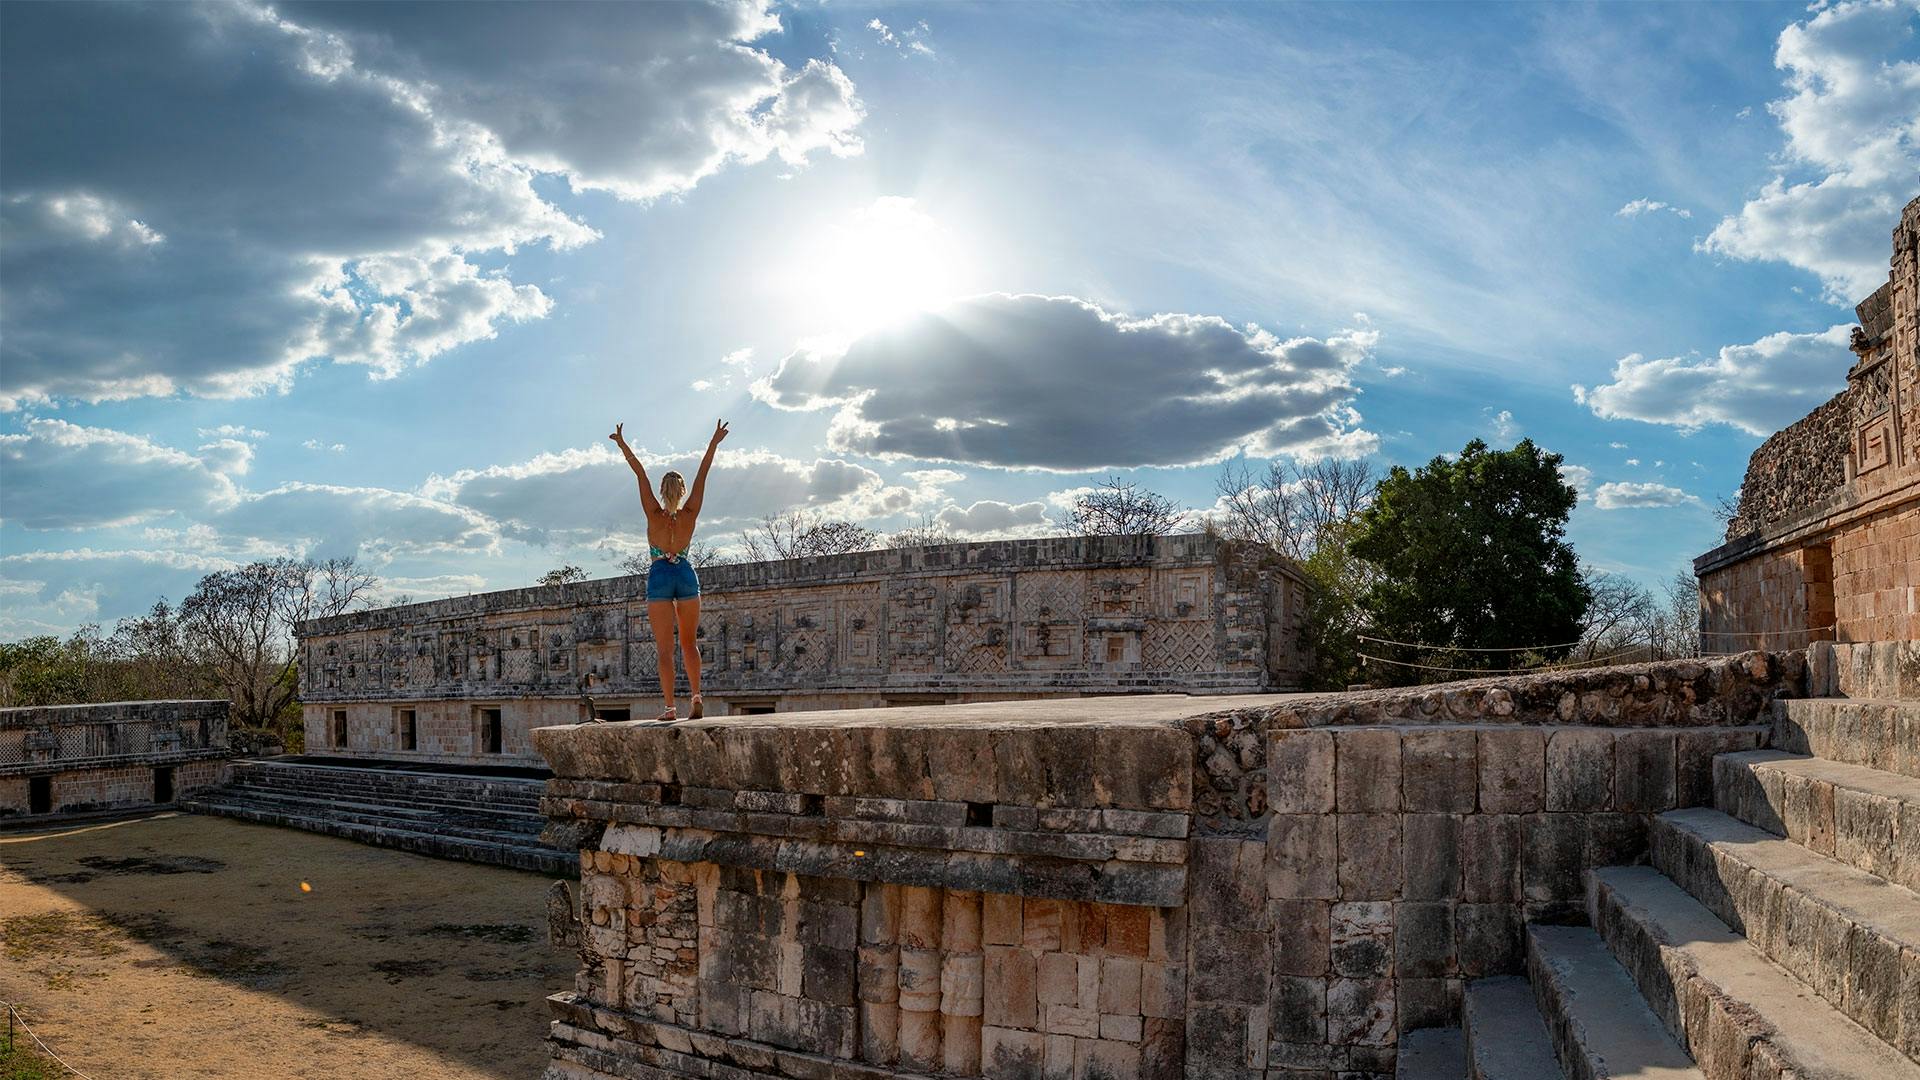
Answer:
[
  {"xmin": 1697, "ymin": 196, "xmax": 1919, "ymax": 648},
  {"xmin": 299, "ymin": 535, "xmax": 1309, "ymax": 766},
  {"xmin": 0, "ymin": 699, "xmax": 230, "ymax": 817},
  {"xmin": 1723, "ymin": 389, "xmax": 1851, "ymax": 541},
  {"xmin": 534, "ymin": 653, "xmax": 1802, "ymax": 1080}
]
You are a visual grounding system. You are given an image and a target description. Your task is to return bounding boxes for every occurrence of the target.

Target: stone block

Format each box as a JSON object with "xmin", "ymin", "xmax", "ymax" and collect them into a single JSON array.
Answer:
[
  {"xmin": 984, "ymin": 947, "xmax": 1038, "ymax": 1029},
  {"xmin": 1336, "ymin": 814, "xmax": 1401, "ymax": 900},
  {"xmin": 1268, "ymin": 975, "xmax": 1328, "ymax": 1045},
  {"xmin": 1478, "ymin": 729, "xmax": 1545, "ymax": 813},
  {"xmin": 1043, "ymin": 1034, "xmax": 1076, "ymax": 1080},
  {"xmin": 1334, "ymin": 729, "xmax": 1402, "ymax": 812},
  {"xmin": 801, "ymin": 945, "xmax": 857, "ymax": 1006},
  {"xmin": 1140, "ymin": 1017, "xmax": 1185, "ymax": 1080},
  {"xmin": 1139, "ymin": 961, "xmax": 1185, "ymax": 1019},
  {"xmin": 927, "ymin": 728, "xmax": 999, "ymax": 804},
  {"xmin": 1037, "ymin": 951, "xmax": 1079, "ymax": 1006},
  {"xmin": 1322, "ymin": 903, "xmax": 1392, "ymax": 992},
  {"xmin": 1396, "ymin": 977, "xmax": 1460, "ymax": 1033},
  {"xmin": 898, "ymin": 947, "xmax": 943, "ymax": 1012},
  {"xmin": 1326, "ymin": 977, "xmax": 1395, "ymax": 1046},
  {"xmin": 1043, "ymin": 1004, "xmax": 1100, "ymax": 1038},
  {"xmin": 856, "ymin": 945, "xmax": 899, "ymax": 1004},
  {"xmin": 1523, "ymin": 813, "xmax": 1585, "ymax": 904},
  {"xmin": 1269, "ymin": 729, "xmax": 1337, "ymax": 814},
  {"xmin": 1268, "ymin": 898, "xmax": 1331, "ymax": 976},
  {"xmin": 1614, "ymin": 730, "xmax": 1678, "ymax": 813},
  {"xmin": 1401, "ymin": 728, "xmax": 1477, "ymax": 813},
  {"xmin": 1193, "ymin": 836, "xmax": 1266, "ymax": 922},
  {"xmin": 898, "ymin": 1007, "xmax": 943, "ymax": 1072},
  {"xmin": 1459, "ymin": 814, "xmax": 1522, "ymax": 902},
  {"xmin": 1393, "ymin": 901, "xmax": 1455, "ymax": 978},
  {"xmin": 901, "ymin": 886, "xmax": 942, "ymax": 948},
  {"xmin": 1402, "ymin": 814, "xmax": 1461, "ymax": 900},
  {"xmin": 1545, "ymin": 728, "xmax": 1613, "ymax": 812},
  {"xmin": 1023, "ymin": 898, "xmax": 1064, "ymax": 951},
  {"xmin": 942, "ymin": 952, "xmax": 985, "ymax": 1016},
  {"xmin": 943, "ymin": 890, "xmax": 983, "ymax": 952},
  {"xmin": 1099, "ymin": 1013, "xmax": 1144, "ymax": 1042},
  {"xmin": 1192, "ymin": 929, "xmax": 1267, "ymax": 1004},
  {"xmin": 943, "ymin": 1014, "xmax": 983, "ymax": 1075},
  {"xmin": 1105, "ymin": 905, "xmax": 1150, "ymax": 958},
  {"xmin": 1267, "ymin": 814, "xmax": 1339, "ymax": 900},
  {"xmin": 983, "ymin": 892, "xmax": 1024, "ymax": 946},
  {"xmin": 1098, "ymin": 956, "xmax": 1142, "ymax": 1014}
]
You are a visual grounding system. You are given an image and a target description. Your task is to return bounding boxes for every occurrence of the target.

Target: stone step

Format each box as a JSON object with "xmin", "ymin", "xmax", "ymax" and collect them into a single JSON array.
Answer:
[
  {"xmin": 230, "ymin": 763, "xmax": 545, "ymax": 800},
  {"xmin": 1771, "ymin": 698, "xmax": 1920, "ymax": 779},
  {"xmin": 225, "ymin": 776, "xmax": 544, "ymax": 816},
  {"xmin": 193, "ymin": 789, "xmax": 544, "ymax": 844},
  {"xmin": 1650, "ymin": 807, "xmax": 1920, "ymax": 1061},
  {"xmin": 1463, "ymin": 976, "xmax": 1564, "ymax": 1080},
  {"xmin": 1525, "ymin": 924, "xmax": 1703, "ymax": 1080},
  {"xmin": 1397, "ymin": 1027, "xmax": 1464, "ymax": 1080},
  {"xmin": 1810, "ymin": 641, "xmax": 1920, "ymax": 701},
  {"xmin": 181, "ymin": 796, "xmax": 573, "ymax": 876},
  {"xmin": 1588, "ymin": 864, "xmax": 1920, "ymax": 1080},
  {"xmin": 1712, "ymin": 749, "xmax": 1920, "ymax": 890}
]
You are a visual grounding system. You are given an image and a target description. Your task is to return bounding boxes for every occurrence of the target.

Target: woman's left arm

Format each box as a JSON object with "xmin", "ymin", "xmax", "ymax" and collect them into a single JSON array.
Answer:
[{"xmin": 684, "ymin": 419, "xmax": 729, "ymax": 516}]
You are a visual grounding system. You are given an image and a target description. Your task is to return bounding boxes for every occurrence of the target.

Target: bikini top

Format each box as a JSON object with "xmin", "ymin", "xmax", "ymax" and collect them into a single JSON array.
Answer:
[{"xmin": 649, "ymin": 544, "xmax": 686, "ymax": 562}]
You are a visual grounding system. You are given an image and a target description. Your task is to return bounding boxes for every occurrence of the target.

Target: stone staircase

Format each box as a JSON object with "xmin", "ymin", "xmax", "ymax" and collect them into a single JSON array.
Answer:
[
  {"xmin": 1400, "ymin": 688, "xmax": 1920, "ymax": 1080},
  {"xmin": 183, "ymin": 757, "xmax": 573, "ymax": 876}
]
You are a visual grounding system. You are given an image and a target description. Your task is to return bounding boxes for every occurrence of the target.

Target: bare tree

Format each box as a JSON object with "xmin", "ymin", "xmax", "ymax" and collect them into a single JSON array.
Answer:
[
  {"xmin": 538, "ymin": 565, "xmax": 589, "ymax": 586},
  {"xmin": 1212, "ymin": 458, "xmax": 1379, "ymax": 558},
  {"xmin": 741, "ymin": 510, "xmax": 879, "ymax": 561},
  {"xmin": 617, "ymin": 541, "xmax": 732, "ymax": 576},
  {"xmin": 885, "ymin": 513, "xmax": 956, "ymax": 550},
  {"xmin": 1066, "ymin": 476, "xmax": 1189, "ymax": 537},
  {"xmin": 1652, "ymin": 570, "xmax": 1701, "ymax": 659},
  {"xmin": 178, "ymin": 557, "xmax": 376, "ymax": 730},
  {"xmin": 1577, "ymin": 566, "xmax": 1654, "ymax": 662}
]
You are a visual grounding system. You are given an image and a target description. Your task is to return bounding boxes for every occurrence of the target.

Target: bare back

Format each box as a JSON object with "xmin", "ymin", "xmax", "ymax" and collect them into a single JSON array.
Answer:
[{"xmin": 645, "ymin": 506, "xmax": 698, "ymax": 556}]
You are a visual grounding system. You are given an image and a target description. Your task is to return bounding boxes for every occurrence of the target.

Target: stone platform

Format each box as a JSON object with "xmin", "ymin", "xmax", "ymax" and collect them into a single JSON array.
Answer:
[
  {"xmin": 184, "ymin": 757, "xmax": 570, "ymax": 875},
  {"xmin": 529, "ymin": 652, "xmax": 1878, "ymax": 1080}
]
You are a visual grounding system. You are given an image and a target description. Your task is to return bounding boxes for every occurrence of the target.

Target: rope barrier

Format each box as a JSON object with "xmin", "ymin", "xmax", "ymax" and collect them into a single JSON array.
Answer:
[
  {"xmin": 2, "ymin": 1001, "xmax": 98, "ymax": 1080},
  {"xmin": 1354, "ymin": 633, "xmax": 1587, "ymax": 653},
  {"xmin": 1699, "ymin": 624, "xmax": 1836, "ymax": 639},
  {"xmin": 1355, "ymin": 645, "xmax": 1650, "ymax": 677}
]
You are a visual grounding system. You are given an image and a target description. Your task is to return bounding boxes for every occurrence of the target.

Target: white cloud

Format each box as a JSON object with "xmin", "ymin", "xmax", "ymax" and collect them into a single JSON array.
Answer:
[
  {"xmin": 0, "ymin": 1, "xmax": 861, "ymax": 409},
  {"xmin": 1559, "ymin": 464, "xmax": 1594, "ymax": 495},
  {"xmin": 0, "ymin": 418, "xmax": 239, "ymax": 529},
  {"xmin": 868, "ymin": 17, "xmax": 936, "ymax": 58},
  {"xmin": 1484, "ymin": 408, "xmax": 1521, "ymax": 441},
  {"xmin": 1699, "ymin": 0, "xmax": 1920, "ymax": 301},
  {"xmin": 196, "ymin": 438, "xmax": 255, "ymax": 476},
  {"xmin": 754, "ymin": 293, "xmax": 1379, "ymax": 470},
  {"xmin": 212, "ymin": 483, "xmax": 497, "ymax": 561},
  {"xmin": 197, "ymin": 424, "xmax": 267, "ymax": 440},
  {"xmin": 303, "ymin": 439, "xmax": 347, "ymax": 453},
  {"xmin": 1617, "ymin": 198, "xmax": 1693, "ymax": 219},
  {"xmin": 0, "ymin": 547, "xmax": 238, "ymax": 636},
  {"xmin": 934, "ymin": 499, "xmax": 1053, "ymax": 537},
  {"xmin": 1572, "ymin": 324, "xmax": 1854, "ymax": 435},
  {"xmin": 1592, "ymin": 481, "xmax": 1702, "ymax": 509},
  {"xmin": 425, "ymin": 443, "xmax": 913, "ymax": 545}
]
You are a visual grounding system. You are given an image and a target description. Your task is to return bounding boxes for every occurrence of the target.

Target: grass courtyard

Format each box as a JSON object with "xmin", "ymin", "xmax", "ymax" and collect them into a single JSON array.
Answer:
[{"xmin": 0, "ymin": 812, "xmax": 571, "ymax": 1079}]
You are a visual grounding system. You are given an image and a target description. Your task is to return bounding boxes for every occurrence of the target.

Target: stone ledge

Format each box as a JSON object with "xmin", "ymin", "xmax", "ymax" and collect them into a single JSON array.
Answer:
[{"xmin": 547, "ymin": 996, "xmax": 943, "ymax": 1080}]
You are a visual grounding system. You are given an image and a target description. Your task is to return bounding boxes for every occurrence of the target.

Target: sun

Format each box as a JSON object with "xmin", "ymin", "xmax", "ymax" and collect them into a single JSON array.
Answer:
[{"xmin": 790, "ymin": 197, "xmax": 973, "ymax": 334}]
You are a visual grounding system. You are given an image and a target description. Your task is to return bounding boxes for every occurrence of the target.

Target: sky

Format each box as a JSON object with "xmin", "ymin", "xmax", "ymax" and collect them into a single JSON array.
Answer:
[{"xmin": 1, "ymin": 0, "xmax": 1916, "ymax": 637}]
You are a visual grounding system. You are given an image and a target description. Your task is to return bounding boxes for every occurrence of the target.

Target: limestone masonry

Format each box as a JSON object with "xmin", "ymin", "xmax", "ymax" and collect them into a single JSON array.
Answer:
[
  {"xmin": 1698, "ymin": 195, "xmax": 1920, "ymax": 648},
  {"xmin": 0, "ymin": 699, "xmax": 229, "ymax": 819},
  {"xmin": 532, "ymin": 649, "xmax": 1876, "ymax": 1080},
  {"xmin": 296, "ymin": 534, "xmax": 1307, "ymax": 766}
]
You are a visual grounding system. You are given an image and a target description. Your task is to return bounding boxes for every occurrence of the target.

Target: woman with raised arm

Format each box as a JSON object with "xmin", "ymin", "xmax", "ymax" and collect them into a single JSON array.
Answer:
[{"xmin": 610, "ymin": 419, "xmax": 729, "ymax": 721}]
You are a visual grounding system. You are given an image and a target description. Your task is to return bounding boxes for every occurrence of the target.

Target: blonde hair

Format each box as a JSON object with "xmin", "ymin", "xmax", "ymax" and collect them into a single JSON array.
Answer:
[{"xmin": 659, "ymin": 471, "xmax": 686, "ymax": 514}]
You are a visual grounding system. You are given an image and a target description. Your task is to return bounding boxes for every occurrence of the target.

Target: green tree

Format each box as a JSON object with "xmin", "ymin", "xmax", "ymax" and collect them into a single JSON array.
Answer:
[
  {"xmin": 1348, "ymin": 438, "xmax": 1590, "ymax": 683},
  {"xmin": 1299, "ymin": 520, "xmax": 1377, "ymax": 690}
]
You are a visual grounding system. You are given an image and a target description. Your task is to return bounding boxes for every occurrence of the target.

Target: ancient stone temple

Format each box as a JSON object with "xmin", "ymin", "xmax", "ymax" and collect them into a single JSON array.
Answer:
[
  {"xmin": 1696, "ymin": 195, "xmax": 1920, "ymax": 649},
  {"xmin": 294, "ymin": 534, "xmax": 1307, "ymax": 767},
  {"xmin": 1, "ymin": 699, "xmax": 229, "ymax": 819}
]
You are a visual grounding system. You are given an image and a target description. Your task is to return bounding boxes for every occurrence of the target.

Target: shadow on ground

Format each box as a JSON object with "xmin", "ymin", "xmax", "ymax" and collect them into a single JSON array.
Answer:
[{"xmin": 0, "ymin": 811, "xmax": 571, "ymax": 1080}]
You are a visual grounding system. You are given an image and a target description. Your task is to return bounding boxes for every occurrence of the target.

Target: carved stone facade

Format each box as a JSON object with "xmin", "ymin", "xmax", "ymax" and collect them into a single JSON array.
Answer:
[
  {"xmin": 1698, "ymin": 196, "xmax": 1920, "ymax": 648},
  {"xmin": 0, "ymin": 699, "xmax": 230, "ymax": 818},
  {"xmin": 296, "ymin": 534, "xmax": 1310, "ymax": 766}
]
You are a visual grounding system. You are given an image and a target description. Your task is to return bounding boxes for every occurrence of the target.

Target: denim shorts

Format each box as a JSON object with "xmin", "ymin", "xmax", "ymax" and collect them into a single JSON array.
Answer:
[{"xmin": 645, "ymin": 557, "xmax": 700, "ymax": 601}]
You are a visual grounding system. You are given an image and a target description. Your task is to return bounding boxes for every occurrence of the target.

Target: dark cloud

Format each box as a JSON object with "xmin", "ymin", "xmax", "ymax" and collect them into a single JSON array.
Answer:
[
  {"xmin": 754, "ymin": 293, "xmax": 1378, "ymax": 470},
  {"xmin": 0, "ymin": 418, "xmax": 238, "ymax": 529},
  {"xmin": 0, "ymin": 1, "xmax": 859, "ymax": 408}
]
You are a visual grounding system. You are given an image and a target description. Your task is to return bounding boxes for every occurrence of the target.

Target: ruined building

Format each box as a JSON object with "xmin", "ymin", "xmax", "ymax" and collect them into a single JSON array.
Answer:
[
  {"xmin": 1697, "ymin": 195, "xmax": 1920, "ymax": 648},
  {"xmin": 293, "ymin": 534, "xmax": 1308, "ymax": 767}
]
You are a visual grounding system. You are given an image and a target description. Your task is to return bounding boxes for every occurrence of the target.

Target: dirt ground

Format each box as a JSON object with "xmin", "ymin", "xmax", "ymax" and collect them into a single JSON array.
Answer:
[{"xmin": 0, "ymin": 812, "xmax": 573, "ymax": 1079}]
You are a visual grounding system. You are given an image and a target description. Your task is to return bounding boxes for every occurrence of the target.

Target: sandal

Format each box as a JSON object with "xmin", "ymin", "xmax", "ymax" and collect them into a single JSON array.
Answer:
[
  {"xmin": 651, "ymin": 707, "xmax": 676, "ymax": 722},
  {"xmin": 688, "ymin": 694, "xmax": 704, "ymax": 720}
]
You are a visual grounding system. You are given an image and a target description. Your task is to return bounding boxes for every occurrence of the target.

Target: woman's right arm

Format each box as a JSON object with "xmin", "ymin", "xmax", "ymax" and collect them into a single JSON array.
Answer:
[{"xmin": 610, "ymin": 423, "xmax": 662, "ymax": 516}]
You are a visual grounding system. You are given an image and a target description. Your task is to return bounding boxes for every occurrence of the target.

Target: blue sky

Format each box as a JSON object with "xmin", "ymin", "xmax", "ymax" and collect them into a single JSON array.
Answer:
[{"xmin": 2, "ymin": 0, "xmax": 1915, "ymax": 636}]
